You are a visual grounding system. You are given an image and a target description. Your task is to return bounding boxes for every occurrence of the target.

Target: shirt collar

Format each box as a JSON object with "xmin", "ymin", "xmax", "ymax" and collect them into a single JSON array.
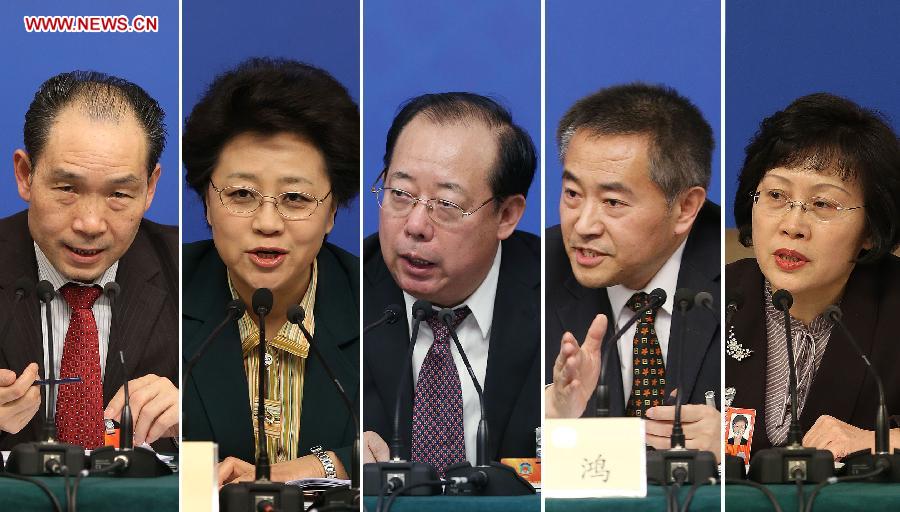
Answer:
[
  {"xmin": 606, "ymin": 238, "xmax": 686, "ymax": 322},
  {"xmin": 403, "ymin": 242, "xmax": 501, "ymax": 340},
  {"xmin": 34, "ymin": 242, "xmax": 119, "ymax": 291}
]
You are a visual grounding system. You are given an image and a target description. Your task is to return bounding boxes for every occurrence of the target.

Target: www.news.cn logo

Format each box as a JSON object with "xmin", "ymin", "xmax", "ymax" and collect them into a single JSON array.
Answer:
[{"xmin": 23, "ymin": 15, "xmax": 159, "ymax": 33}]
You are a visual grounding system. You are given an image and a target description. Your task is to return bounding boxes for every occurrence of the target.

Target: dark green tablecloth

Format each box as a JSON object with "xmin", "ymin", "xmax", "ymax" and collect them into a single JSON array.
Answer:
[
  {"xmin": 547, "ymin": 485, "xmax": 721, "ymax": 511},
  {"xmin": 363, "ymin": 494, "xmax": 540, "ymax": 511},
  {"xmin": 725, "ymin": 483, "xmax": 900, "ymax": 511},
  {"xmin": 0, "ymin": 473, "xmax": 177, "ymax": 511}
]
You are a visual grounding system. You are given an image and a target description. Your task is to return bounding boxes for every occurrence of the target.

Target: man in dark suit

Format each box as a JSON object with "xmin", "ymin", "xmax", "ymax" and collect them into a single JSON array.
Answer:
[
  {"xmin": 545, "ymin": 84, "xmax": 721, "ymax": 456},
  {"xmin": 0, "ymin": 71, "xmax": 177, "ymax": 450},
  {"xmin": 362, "ymin": 93, "xmax": 539, "ymax": 476}
]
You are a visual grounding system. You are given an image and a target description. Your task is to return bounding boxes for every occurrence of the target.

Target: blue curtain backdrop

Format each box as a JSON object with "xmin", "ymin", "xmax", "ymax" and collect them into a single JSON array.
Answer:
[
  {"xmin": 182, "ymin": 0, "xmax": 360, "ymax": 254},
  {"xmin": 726, "ymin": 0, "xmax": 900, "ymax": 227},
  {"xmin": 363, "ymin": 0, "xmax": 541, "ymax": 237},
  {"xmin": 545, "ymin": 0, "xmax": 722, "ymax": 228},
  {"xmin": 0, "ymin": 0, "xmax": 178, "ymax": 225}
]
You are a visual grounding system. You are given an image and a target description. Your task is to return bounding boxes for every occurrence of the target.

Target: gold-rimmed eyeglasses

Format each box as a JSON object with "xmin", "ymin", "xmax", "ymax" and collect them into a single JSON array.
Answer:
[
  {"xmin": 371, "ymin": 186, "xmax": 495, "ymax": 227},
  {"xmin": 751, "ymin": 188, "xmax": 864, "ymax": 223},
  {"xmin": 210, "ymin": 180, "xmax": 331, "ymax": 221}
]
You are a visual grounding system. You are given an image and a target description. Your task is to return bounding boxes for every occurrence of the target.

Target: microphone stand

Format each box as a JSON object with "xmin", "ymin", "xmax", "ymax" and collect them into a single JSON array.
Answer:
[
  {"xmin": 221, "ymin": 288, "xmax": 303, "ymax": 512},
  {"xmin": 825, "ymin": 306, "xmax": 900, "ymax": 482},
  {"xmin": 748, "ymin": 290, "xmax": 833, "ymax": 484},
  {"xmin": 439, "ymin": 309, "xmax": 534, "ymax": 496},
  {"xmin": 646, "ymin": 289, "xmax": 717, "ymax": 485},
  {"xmin": 7, "ymin": 281, "xmax": 85, "ymax": 476},
  {"xmin": 363, "ymin": 300, "xmax": 440, "ymax": 497},
  {"xmin": 287, "ymin": 306, "xmax": 358, "ymax": 510}
]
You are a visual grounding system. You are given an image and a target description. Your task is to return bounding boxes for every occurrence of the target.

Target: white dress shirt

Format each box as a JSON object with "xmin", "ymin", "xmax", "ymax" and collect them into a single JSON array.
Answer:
[
  {"xmin": 404, "ymin": 243, "xmax": 501, "ymax": 465},
  {"xmin": 606, "ymin": 239, "xmax": 686, "ymax": 405},
  {"xmin": 35, "ymin": 243, "xmax": 117, "ymax": 415}
]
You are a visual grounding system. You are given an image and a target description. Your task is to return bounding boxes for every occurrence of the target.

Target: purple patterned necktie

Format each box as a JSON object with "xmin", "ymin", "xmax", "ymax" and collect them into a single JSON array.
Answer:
[{"xmin": 411, "ymin": 306, "xmax": 471, "ymax": 477}]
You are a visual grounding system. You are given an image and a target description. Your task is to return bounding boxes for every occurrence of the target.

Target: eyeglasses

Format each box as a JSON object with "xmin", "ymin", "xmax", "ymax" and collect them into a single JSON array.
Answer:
[
  {"xmin": 371, "ymin": 186, "xmax": 495, "ymax": 227},
  {"xmin": 751, "ymin": 188, "xmax": 864, "ymax": 223},
  {"xmin": 210, "ymin": 180, "xmax": 331, "ymax": 221}
]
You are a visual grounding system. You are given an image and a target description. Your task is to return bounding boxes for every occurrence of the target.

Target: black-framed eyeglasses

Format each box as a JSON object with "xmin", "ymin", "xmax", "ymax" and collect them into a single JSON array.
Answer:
[
  {"xmin": 750, "ymin": 188, "xmax": 864, "ymax": 223},
  {"xmin": 210, "ymin": 180, "xmax": 331, "ymax": 221},
  {"xmin": 371, "ymin": 186, "xmax": 495, "ymax": 227}
]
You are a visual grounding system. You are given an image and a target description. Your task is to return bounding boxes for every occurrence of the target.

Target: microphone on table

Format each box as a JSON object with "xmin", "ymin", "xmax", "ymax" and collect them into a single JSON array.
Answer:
[
  {"xmin": 748, "ymin": 289, "xmax": 833, "ymax": 484},
  {"xmin": 221, "ymin": 288, "xmax": 303, "ymax": 512},
  {"xmin": 363, "ymin": 304, "xmax": 402, "ymax": 334},
  {"xmin": 363, "ymin": 300, "xmax": 441, "ymax": 497},
  {"xmin": 725, "ymin": 291, "xmax": 744, "ymax": 330},
  {"xmin": 286, "ymin": 305, "xmax": 359, "ymax": 510},
  {"xmin": 646, "ymin": 289, "xmax": 718, "ymax": 485},
  {"xmin": 7, "ymin": 280, "xmax": 86, "ymax": 475},
  {"xmin": 824, "ymin": 305, "xmax": 900, "ymax": 482},
  {"xmin": 439, "ymin": 308, "xmax": 535, "ymax": 496},
  {"xmin": 594, "ymin": 288, "xmax": 667, "ymax": 417}
]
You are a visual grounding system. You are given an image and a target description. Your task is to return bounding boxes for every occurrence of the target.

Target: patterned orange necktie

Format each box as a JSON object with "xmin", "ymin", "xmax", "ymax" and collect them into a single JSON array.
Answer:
[
  {"xmin": 55, "ymin": 283, "xmax": 105, "ymax": 448},
  {"xmin": 625, "ymin": 292, "xmax": 666, "ymax": 417}
]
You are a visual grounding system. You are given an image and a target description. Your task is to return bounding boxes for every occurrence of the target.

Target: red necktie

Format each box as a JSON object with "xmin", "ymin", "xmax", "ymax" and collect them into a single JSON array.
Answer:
[
  {"xmin": 411, "ymin": 307, "xmax": 470, "ymax": 478},
  {"xmin": 55, "ymin": 283, "xmax": 104, "ymax": 448},
  {"xmin": 625, "ymin": 292, "xmax": 666, "ymax": 417}
]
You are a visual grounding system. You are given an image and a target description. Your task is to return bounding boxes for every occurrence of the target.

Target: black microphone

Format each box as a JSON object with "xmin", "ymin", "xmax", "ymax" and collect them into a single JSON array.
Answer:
[
  {"xmin": 0, "ymin": 277, "xmax": 34, "ymax": 344},
  {"xmin": 362, "ymin": 300, "xmax": 441, "ymax": 498},
  {"xmin": 182, "ymin": 300, "xmax": 246, "ymax": 397},
  {"xmin": 251, "ymin": 288, "xmax": 273, "ymax": 481},
  {"xmin": 88, "ymin": 349, "xmax": 172, "ymax": 477},
  {"xmin": 725, "ymin": 291, "xmax": 744, "ymax": 330},
  {"xmin": 6, "ymin": 280, "xmax": 85, "ymax": 476},
  {"xmin": 221, "ymin": 288, "xmax": 303, "ymax": 511},
  {"xmin": 363, "ymin": 304, "xmax": 402, "ymax": 334},
  {"xmin": 694, "ymin": 291, "xmax": 715, "ymax": 314},
  {"xmin": 824, "ymin": 305, "xmax": 900, "ymax": 481},
  {"xmin": 595, "ymin": 288, "xmax": 667, "ymax": 417},
  {"xmin": 645, "ymin": 289, "xmax": 718, "ymax": 486},
  {"xmin": 772, "ymin": 289, "xmax": 803, "ymax": 446},
  {"xmin": 287, "ymin": 305, "xmax": 360, "ymax": 510},
  {"xmin": 438, "ymin": 309, "xmax": 535, "ymax": 496},
  {"xmin": 438, "ymin": 308, "xmax": 488, "ymax": 467},
  {"xmin": 748, "ymin": 289, "xmax": 833, "ymax": 483}
]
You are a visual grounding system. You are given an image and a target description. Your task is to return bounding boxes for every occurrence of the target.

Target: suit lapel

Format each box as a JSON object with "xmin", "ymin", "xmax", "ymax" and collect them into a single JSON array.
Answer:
[
  {"xmin": 483, "ymin": 236, "xmax": 539, "ymax": 459},
  {"xmin": 183, "ymin": 247, "xmax": 254, "ymax": 462},
  {"xmin": 298, "ymin": 248, "xmax": 359, "ymax": 453}
]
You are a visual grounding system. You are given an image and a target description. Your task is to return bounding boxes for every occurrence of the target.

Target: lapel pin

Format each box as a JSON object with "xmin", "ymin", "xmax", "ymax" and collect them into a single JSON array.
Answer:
[{"xmin": 726, "ymin": 325, "xmax": 752, "ymax": 361}]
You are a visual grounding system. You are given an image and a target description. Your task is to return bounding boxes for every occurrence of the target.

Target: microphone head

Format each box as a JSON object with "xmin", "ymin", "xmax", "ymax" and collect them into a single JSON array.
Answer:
[
  {"xmin": 674, "ymin": 288, "xmax": 694, "ymax": 311},
  {"xmin": 13, "ymin": 277, "xmax": 34, "ymax": 298},
  {"xmin": 35, "ymin": 280, "xmax": 55, "ymax": 303},
  {"xmin": 411, "ymin": 299, "xmax": 433, "ymax": 320},
  {"xmin": 286, "ymin": 304, "xmax": 305, "ymax": 325},
  {"xmin": 694, "ymin": 291, "xmax": 714, "ymax": 310},
  {"xmin": 438, "ymin": 308, "xmax": 455, "ymax": 326},
  {"xmin": 226, "ymin": 299, "xmax": 246, "ymax": 316},
  {"xmin": 103, "ymin": 282, "xmax": 121, "ymax": 301},
  {"xmin": 252, "ymin": 288, "xmax": 273, "ymax": 315},
  {"xmin": 385, "ymin": 304, "xmax": 402, "ymax": 325},
  {"xmin": 772, "ymin": 289, "xmax": 793, "ymax": 311},
  {"xmin": 824, "ymin": 304, "xmax": 842, "ymax": 323},
  {"xmin": 649, "ymin": 288, "xmax": 667, "ymax": 306},
  {"xmin": 726, "ymin": 290, "xmax": 744, "ymax": 311}
]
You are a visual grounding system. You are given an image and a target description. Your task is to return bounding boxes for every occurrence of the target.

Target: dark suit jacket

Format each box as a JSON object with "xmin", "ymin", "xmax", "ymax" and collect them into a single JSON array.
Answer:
[
  {"xmin": 0, "ymin": 210, "xmax": 178, "ymax": 450},
  {"xmin": 725, "ymin": 255, "xmax": 900, "ymax": 453},
  {"xmin": 182, "ymin": 240, "xmax": 359, "ymax": 469},
  {"xmin": 363, "ymin": 230, "xmax": 541, "ymax": 460},
  {"xmin": 546, "ymin": 201, "xmax": 722, "ymax": 416}
]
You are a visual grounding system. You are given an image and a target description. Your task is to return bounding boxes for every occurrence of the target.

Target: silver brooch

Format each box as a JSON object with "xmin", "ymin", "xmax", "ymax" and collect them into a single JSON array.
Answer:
[
  {"xmin": 726, "ymin": 325, "xmax": 752, "ymax": 361},
  {"xmin": 264, "ymin": 352, "xmax": 274, "ymax": 368},
  {"xmin": 724, "ymin": 387, "xmax": 736, "ymax": 408}
]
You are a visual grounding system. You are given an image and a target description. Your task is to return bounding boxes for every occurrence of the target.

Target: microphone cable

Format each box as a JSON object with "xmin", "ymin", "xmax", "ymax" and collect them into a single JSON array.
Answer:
[
  {"xmin": 0, "ymin": 472, "xmax": 63, "ymax": 512},
  {"xmin": 724, "ymin": 478, "xmax": 784, "ymax": 512}
]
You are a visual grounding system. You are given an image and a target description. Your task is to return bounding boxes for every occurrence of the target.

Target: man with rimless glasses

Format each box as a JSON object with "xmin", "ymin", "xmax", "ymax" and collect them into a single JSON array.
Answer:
[
  {"xmin": 727, "ymin": 93, "xmax": 900, "ymax": 460},
  {"xmin": 182, "ymin": 58, "xmax": 360, "ymax": 484},
  {"xmin": 362, "ymin": 93, "xmax": 540, "ymax": 476}
]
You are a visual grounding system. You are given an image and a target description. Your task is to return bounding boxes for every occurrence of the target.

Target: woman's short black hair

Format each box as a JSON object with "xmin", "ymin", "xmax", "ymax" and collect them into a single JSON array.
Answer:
[
  {"xmin": 183, "ymin": 58, "xmax": 359, "ymax": 209},
  {"xmin": 734, "ymin": 93, "xmax": 900, "ymax": 263}
]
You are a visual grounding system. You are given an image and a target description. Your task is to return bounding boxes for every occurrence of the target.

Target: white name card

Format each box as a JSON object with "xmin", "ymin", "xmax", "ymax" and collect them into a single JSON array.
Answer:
[
  {"xmin": 543, "ymin": 417, "xmax": 647, "ymax": 498},
  {"xmin": 181, "ymin": 441, "xmax": 220, "ymax": 512}
]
